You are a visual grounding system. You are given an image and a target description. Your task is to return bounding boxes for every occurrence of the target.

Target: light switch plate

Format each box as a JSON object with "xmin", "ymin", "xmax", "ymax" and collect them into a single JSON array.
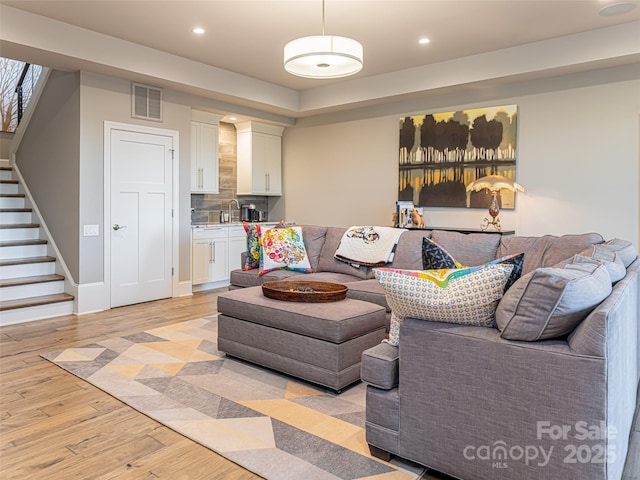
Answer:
[{"xmin": 83, "ymin": 225, "xmax": 99, "ymax": 236}]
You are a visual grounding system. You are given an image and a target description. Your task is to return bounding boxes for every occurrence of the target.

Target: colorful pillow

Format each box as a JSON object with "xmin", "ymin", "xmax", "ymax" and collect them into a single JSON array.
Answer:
[
  {"xmin": 485, "ymin": 252, "xmax": 525, "ymax": 292},
  {"xmin": 258, "ymin": 225, "xmax": 313, "ymax": 276},
  {"xmin": 496, "ymin": 262, "xmax": 612, "ymax": 341},
  {"xmin": 421, "ymin": 238, "xmax": 464, "ymax": 269},
  {"xmin": 375, "ymin": 264, "xmax": 513, "ymax": 346},
  {"xmin": 243, "ymin": 220, "xmax": 285, "ymax": 270}
]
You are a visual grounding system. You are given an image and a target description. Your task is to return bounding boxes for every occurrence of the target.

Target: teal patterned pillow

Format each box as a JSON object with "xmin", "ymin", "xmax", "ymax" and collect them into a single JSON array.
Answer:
[{"xmin": 375, "ymin": 264, "xmax": 513, "ymax": 346}]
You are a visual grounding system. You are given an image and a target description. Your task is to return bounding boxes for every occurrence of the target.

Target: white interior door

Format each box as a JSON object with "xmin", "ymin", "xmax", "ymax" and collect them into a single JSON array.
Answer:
[{"xmin": 109, "ymin": 128, "xmax": 173, "ymax": 308}]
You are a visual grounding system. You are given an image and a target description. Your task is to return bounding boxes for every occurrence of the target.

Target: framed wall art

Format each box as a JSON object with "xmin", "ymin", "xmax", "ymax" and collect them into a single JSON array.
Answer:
[{"xmin": 399, "ymin": 105, "xmax": 518, "ymax": 209}]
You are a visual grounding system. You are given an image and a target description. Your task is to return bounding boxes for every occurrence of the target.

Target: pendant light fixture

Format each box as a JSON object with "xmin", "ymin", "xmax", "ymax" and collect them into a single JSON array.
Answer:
[{"xmin": 284, "ymin": 0, "xmax": 363, "ymax": 79}]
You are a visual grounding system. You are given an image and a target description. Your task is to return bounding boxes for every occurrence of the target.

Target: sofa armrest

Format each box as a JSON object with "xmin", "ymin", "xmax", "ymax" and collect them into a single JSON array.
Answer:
[{"xmin": 397, "ymin": 318, "xmax": 615, "ymax": 479}]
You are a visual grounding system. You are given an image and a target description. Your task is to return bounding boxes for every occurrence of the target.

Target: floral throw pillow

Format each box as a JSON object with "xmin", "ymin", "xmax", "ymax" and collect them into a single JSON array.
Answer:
[
  {"xmin": 243, "ymin": 220, "xmax": 285, "ymax": 271},
  {"xmin": 258, "ymin": 225, "xmax": 313, "ymax": 276},
  {"xmin": 375, "ymin": 264, "xmax": 513, "ymax": 346}
]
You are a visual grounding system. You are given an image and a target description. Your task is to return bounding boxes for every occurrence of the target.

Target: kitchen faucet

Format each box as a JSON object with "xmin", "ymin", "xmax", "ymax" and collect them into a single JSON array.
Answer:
[{"xmin": 228, "ymin": 198, "xmax": 240, "ymax": 223}]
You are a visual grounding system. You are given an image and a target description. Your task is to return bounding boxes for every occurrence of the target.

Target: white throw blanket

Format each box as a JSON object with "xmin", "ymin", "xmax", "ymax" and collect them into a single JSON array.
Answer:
[{"xmin": 334, "ymin": 226, "xmax": 407, "ymax": 268}]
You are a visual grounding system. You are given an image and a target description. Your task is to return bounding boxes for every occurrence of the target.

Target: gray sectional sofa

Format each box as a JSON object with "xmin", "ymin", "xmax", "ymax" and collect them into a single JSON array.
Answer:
[{"xmin": 228, "ymin": 225, "xmax": 639, "ymax": 480}]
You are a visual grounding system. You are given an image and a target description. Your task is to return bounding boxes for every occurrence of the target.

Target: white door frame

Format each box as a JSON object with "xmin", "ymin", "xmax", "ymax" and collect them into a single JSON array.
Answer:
[{"xmin": 103, "ymin": 121, "xmax": 180, "ymax": 309}]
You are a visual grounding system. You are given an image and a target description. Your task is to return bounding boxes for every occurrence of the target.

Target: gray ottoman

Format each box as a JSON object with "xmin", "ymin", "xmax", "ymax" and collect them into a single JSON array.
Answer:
[{"xmin": 217, "ymin": 286, "xmax": 387, "ymax": 391}]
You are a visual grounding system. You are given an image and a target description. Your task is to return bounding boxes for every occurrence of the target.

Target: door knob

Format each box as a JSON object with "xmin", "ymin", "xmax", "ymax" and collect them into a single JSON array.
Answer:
[{"xmin": 113, "ymin": 224, "xmax": 127, "ymax": 230}]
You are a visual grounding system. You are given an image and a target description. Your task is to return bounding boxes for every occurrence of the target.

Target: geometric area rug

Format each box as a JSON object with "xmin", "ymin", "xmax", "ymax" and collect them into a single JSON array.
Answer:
[{"xmin": 42, "ymin": 316, "xmax": 426, "ymax": 480}]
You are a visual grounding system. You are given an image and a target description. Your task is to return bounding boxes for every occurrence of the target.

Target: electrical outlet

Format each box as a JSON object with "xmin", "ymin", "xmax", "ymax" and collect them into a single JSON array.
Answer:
[{"xmin": 83, "ymin": 225, "xmax": 99, "ymax": 236}]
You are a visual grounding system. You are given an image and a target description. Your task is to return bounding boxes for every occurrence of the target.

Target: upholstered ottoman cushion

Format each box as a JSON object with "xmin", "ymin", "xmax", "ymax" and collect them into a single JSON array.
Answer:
[{"xmin": 217, "ymin": 286, "xmax": 387, "ymax": 390}]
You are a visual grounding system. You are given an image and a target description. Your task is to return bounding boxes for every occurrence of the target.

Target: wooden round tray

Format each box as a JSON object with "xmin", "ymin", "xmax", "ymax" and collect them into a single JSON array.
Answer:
[{"xmin": 262, "ymin": 280, "xmax": 348, "ymax": 303}]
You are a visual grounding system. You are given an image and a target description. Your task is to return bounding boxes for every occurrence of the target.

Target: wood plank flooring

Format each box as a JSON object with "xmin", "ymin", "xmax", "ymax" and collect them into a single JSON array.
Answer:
[
  {"xmin": 1, "ymin": 290, "xmax": 638, "ymax": 480},
  {"xmin": 1, "ymin": 289, "xmax": 262, "ymax": 480}
]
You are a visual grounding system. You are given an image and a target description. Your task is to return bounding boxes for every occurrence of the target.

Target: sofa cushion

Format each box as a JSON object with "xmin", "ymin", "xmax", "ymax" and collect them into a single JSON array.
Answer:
[
  {"xmin": 299, "ymin": 225, "xmax": 328, "ymax": 272},
  {"xmin": 430, "ymin": 230, "xmax": 501, "ymax": 266},
  {"xmin": 283, "ymin": 271, "xmax": 363, "ymax": 284},
  {"xmin": 231, "ymin": 267, "xmax": 304, "ymax": 288},
  {"xmin": 258, "ymin": 225, "xmax": 313, "ymax": 276},
  {"xmin": 361, "ymin": 342, "xmax": 399, "ymax": 390},
  {"xmin": 602, "ymin": 238, "xmax": 637, "ymax": 268},
  {"xmin": 374, "ymin": 264, "xmax": 513, "ymax": 345},
  {"xmin": 497, "ymin": 233, "xmax": 604, "ymax": 274},
  {"xmin": 386, "ymin": 230, "xmax": 431, "ymax": 271},
  {"xmin": 317, "ymin": 227, "xmax": 370, "ymax": 279},
  {"xmin": 422, "ymin": 238, "xmax": 464, "ymax": 269},
  {"xmin": 346, "ymin": 279, "xmax": 389, "ymax": 312},
  {"xmin": 496, "ymin": 262, "xmax": 612, "ymax": 341}
]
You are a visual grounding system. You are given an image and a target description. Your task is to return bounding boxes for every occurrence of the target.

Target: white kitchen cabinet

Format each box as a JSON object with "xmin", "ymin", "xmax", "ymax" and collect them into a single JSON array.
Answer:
[
  {"xmin": 236, "ymin": 121, "xmax": 284, "ymax": 196},
  {"xmin": 190, "ymin": 121, "xmax": 219, "ymax": 193},
  {"xmin": 227, "ymin": 224, "xmax": 247, "ymax": 273},
  {"xmin": 192, "ymin": 226, "xmax": 228, "ymax": 285}
]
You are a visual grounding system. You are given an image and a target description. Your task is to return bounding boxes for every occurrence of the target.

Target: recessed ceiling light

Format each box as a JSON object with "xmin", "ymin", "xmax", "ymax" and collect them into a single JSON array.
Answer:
[
  {"xmin": 229, "ymin": 116, "xmax": 237, "ymax": 121},
  {"xmin": 192, "ymin": 27, "xmax": 205, "ymax": 34},
  {"xmin": 599, "ymin": 1, "xmax": 637, "ymax": 16},
  {"xmin": 419, "ymin": 38, "xmax": 430, "ymax": 45}
]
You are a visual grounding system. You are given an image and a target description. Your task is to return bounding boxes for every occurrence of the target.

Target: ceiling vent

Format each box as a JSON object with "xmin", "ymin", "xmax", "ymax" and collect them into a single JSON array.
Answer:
[{"xmin": 131, "ymin": 82, "xmax": 162, "ymax": 121}]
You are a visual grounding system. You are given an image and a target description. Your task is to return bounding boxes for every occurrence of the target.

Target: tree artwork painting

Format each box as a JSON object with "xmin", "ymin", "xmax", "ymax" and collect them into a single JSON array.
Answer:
[{"xmin": 399, "ymin": 105, "xmax": 518, "ymax": 209}]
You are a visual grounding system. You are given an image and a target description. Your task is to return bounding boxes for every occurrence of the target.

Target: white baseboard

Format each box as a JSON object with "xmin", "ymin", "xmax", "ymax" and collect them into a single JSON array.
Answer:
[{"xmin": 76, "ymin": 282, "xmax": 106, "ymax": 315}]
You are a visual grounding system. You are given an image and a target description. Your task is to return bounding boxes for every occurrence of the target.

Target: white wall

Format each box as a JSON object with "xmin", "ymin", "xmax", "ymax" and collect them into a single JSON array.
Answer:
[{"xmin": 283, "ymin": 78, "xmax": 640, "ymax": 247}]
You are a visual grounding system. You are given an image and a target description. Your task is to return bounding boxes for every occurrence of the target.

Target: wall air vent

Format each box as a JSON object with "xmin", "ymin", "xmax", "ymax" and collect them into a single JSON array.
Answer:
[{"xmin": 131, "ymin": 82, "xmax": 162, "ymax": 121}]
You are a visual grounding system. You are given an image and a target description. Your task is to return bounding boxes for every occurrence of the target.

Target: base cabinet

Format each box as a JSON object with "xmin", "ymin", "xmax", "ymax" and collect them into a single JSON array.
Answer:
[
  {"xmin": 192, "ymin": 223, "xmax": 279, "ymax": 288},
  {"xmin": 192, "ymin": 227, "xmax": 228, "ymax": 285}
]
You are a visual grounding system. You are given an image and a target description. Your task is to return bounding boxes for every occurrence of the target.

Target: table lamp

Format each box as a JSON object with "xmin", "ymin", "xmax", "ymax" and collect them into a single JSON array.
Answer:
[{"xmin": 465, "ymin": 175, "xmax": 524, "ymax": 231}]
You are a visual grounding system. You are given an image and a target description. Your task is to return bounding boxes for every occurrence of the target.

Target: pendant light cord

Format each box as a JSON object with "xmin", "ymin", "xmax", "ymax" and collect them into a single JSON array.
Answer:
[{"xmin": 321, "ymin": 0, "xmax": 325, "ymax": 35}]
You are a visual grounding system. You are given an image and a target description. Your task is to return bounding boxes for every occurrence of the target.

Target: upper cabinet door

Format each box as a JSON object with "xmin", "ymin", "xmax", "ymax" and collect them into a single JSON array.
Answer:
[
  {"xmin": 190, "ymin": 121, "xmax": 219, "ymax": 194},
  {"xmin": 236, "ymin": 121, "xmax": 284, "ymax": 196}
]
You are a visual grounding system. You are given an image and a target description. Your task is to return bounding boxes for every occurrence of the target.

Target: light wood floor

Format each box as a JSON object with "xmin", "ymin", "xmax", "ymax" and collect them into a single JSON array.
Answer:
[
  {"xmin": 1, "ymin": 291, "xmax": 638, "ymax": 480},
  {"xmin": 1, "ymin": 289, "xmax": 263, "ymax": 480}
]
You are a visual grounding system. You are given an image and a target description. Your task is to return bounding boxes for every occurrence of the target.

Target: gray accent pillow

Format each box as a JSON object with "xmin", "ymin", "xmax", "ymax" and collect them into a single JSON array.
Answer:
[
  {"xmin": 496, "ymin": 262, "xmax": 612, "ymax": 341},
  {"xmin": 602, "ymin": 238, "xmax": 637, "ymax": 268},
  {"xmin": 573, "ymin": 247, "xmax": 626, "ymax": 283}
]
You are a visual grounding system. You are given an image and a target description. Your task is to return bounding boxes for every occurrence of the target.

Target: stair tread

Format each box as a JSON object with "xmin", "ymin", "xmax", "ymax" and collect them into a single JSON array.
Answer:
[
  {"xmin": 0, "ymin": 293, "xmax": 74, "ymax": 311},
  {"xmin": 0, "ymin": 239, "xmax": 47, "ymax": 247},
  {"xmin": 0, "ymin": 208, "xmax": 32, "ymax": 212},
  {"xmin": 0, "ymin": 180, "xmax": 18, "ymax": 184},
  {"xmin": 0, "ymin": 274, "xmax": 64, "ymax": 288},
  {"xmin": 0, "ymin": 194, "xmax": 25, "ymax": 198},
  {"xmin": 0, "ymin": 223, "xmax": 40, "ymax": 229},
  {"xmin": 0, "ymin": 256, "xmax": 56, "ymax": 267},
  {"xmin": 0, "ymin": 166, "xmax": 12, "ymax": 171}
]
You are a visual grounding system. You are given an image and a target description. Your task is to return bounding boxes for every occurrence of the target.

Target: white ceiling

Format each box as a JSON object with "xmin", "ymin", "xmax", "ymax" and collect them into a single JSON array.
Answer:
[{"xmin": 1, "ymin": 0, "xmax": 639, "ymax": 121}]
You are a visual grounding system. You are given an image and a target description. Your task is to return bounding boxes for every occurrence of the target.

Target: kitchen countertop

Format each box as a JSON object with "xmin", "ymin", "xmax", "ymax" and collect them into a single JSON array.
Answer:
[{"xmin": 191, "ymin": 221, "xmax": 276, "ymax": 228}]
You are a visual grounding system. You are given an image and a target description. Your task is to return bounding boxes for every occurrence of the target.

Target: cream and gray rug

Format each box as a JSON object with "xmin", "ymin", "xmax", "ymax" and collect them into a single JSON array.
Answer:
[{"xmin": 43, "ymin": 316, "xmax": 425, "ymax": 480}]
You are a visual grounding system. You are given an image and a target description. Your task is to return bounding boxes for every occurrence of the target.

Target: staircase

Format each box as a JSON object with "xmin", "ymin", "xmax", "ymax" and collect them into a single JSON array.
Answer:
[{"xmin": 0, "ymin": 163, "xmax": 74, "ymax": 325}]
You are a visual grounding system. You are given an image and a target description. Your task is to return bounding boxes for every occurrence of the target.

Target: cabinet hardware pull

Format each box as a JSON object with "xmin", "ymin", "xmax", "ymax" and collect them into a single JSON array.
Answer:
[{"xmin": 211, "ymin": 241, "xmax": 215, "ymax": 263}]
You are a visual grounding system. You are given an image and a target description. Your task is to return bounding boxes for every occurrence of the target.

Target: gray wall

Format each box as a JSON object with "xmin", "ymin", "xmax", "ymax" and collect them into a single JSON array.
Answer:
[
  {"xmin": 79, "ymin": 71, "xmax": 192, "ymax": 284},
  {"xmin": 16, "ymin": 70, "xmax": 81, "ymax": 281},
  {"xmin": 282, "ymin": 73, "xmax": 640, "ymax": 247},
  {"xmin": 1, "ymin": 132, "xmax": 13, "ymax": 159}
]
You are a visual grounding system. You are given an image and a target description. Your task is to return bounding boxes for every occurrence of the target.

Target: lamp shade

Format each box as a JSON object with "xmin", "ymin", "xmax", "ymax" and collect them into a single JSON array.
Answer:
[
  {"xmin": 466, "ymin": 175, "xmax": 524, "ymax": 193},
  {"xmin": 284, "ymin": 35, "xmax": 363, "ymax": 79}
]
